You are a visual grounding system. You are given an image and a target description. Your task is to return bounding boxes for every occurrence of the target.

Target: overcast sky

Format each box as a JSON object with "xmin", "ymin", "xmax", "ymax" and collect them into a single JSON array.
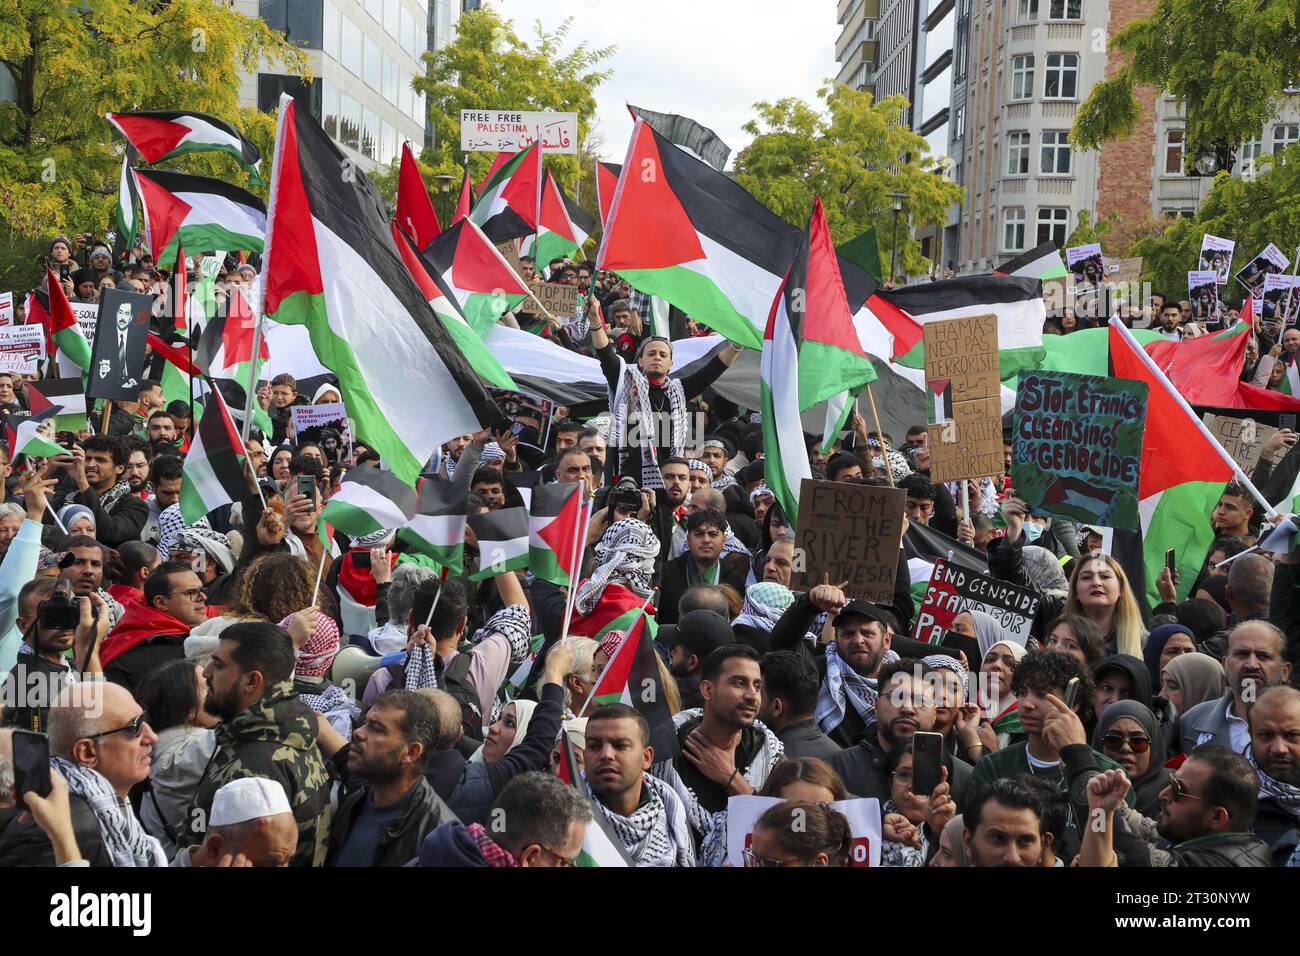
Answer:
[{"xmin": 490, "ymin": 0, "xmax": 843, "ymax": 166}]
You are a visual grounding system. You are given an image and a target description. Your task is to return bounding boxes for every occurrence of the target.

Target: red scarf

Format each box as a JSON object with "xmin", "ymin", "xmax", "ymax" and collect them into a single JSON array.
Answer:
[
  {"xmin": 100, "ymin": 602, "xmax": 193, "ymax": 666},
  {"xmin": 336, "ymin": 549, "xmax": 398, "ymax": 607}
]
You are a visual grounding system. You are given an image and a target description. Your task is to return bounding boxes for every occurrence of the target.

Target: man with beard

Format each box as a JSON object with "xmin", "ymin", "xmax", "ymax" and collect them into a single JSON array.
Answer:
[
  {"xmin": 659, "ymin": 645, "xmax": 782, "ymax": 857},
  {"xmin": 645, "ymin": 456, "xmax": 690, "ymax": 566},
  {"xmin": 122, "ymin": 439, "xmax": 151, "ymax": 498},
  {"xmin": 326, "ymin": 689, "xmax": 456, "ymax": 866},
  {"xmin": 99, "ymin": 562, "xmax": 208, "ymax": 695},
  {"xmin": 584, "ymin": 703, "xmax": 695, "ymax": 867},
  {"xmin": 1245, "ymin": 686, "xmax": 1300, "ymax": 864},
  {"xmin": 57, "ymin": 435, "xmax": 149, "ymax": 547},
  {"xmin": 182, "ymin": 621, "xmax": 331, "ymax": 867},
  {"xmin": 963, "ymin": 778, "xmax": 1048, "ymax": 867},
  {"xmin": 656, "ymin": 510, "xmax": 746, "ymax": 626},
  {"xmin": 56, "ymin": 535, "xmax": 126, "ymax": 631},
  {"xmin": 1179, "ymin": 621, "xmax": 1291, "ymax": 754}
]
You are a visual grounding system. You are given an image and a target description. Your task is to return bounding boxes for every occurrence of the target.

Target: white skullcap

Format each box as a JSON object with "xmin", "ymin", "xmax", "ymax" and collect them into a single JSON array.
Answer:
[{"xmin": 210, "ymin": 777, "xmax": 292, "ymax": 827}]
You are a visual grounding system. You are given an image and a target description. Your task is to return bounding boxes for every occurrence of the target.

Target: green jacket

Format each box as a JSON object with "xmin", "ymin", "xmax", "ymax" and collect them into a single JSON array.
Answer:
[
  {"xmin": 970, "ymin": 741, "xmax": 1137, "ymax": 807},
  {"xmin": 181, "ymin": 680, "xmax": 332, "ymax": 867}
]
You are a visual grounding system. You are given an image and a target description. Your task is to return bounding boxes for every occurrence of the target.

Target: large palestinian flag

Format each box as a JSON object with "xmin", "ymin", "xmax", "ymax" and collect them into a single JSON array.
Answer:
[
  {"xmin": 194, "ymin": 287, "xmax": 272, "ymax": 435},
  {"xmin": 469, "ymin": 143, "xmax": 542, "ymax": 243},
  {"xmin": 415, "ymin": 217, "xmax": 530, "ymax": 336},
  {"xmin": 595, "ymin": 161, "xmax": 621, "ymax": 227},
  {"xmin": 107, "ymin": 110, "xmax": 263, "ymax": 182},
  {"xmin": 761, "ymin": 198, "xmax": 876, "ymax": 527},
  {"xmin": 134, "ymin": 167, "xmax": 266, "ymax": 263},
  {"xmin": 577, "ymin": 607, "xmax": 678, "ymax": 759},
  {"xmin": 398, "ymin": 478, "xmax": 468, "ymax": 572},
  {"xmin": 529, "ymin": 168, "xmax": 593, "ymax": 268},
  {"xmin": 1108, "ymin": 317, "xmax": 1240, "ymax": 608},
  {"xmin": 995, "ymin": 241, "xmax": 1068, "ymax": 280},
  {"xmin": 528, "ymin": 481, "xmax": 587, "ymax": 586},
  {"xmin": 261, "ymin": 95, "xmax": 500, "ymax": 484},
  {"xmin": 321, "ymin": 466, "xmax": 418, "ymax": 540},
  {"xmin": 395, "ymin": 142, "xmax": 441, "ymax": 249},
  {"xmin": 179, "ymin": 388, "xmax": 248, "ymax": 524},
  {"xmin": 5, "ymin": 408, "xmax": 64, "ymax": 461},
  {"xmin": 467, "ymin": 506, "xmax": 529, "ymax": 579},
  {"xmin": 390, "ymin": 221, "xmax": 517, "ymax": 390},
  {"xmin": 33, "ymin": 268, "xmax": 92, "ymax": 373}
]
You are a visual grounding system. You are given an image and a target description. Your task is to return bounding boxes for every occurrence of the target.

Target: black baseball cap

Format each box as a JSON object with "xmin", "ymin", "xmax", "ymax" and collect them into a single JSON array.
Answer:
[
  {"xmin": 834, "ymin": 600, "xmax": 899, "ymax": 633},
  {"xmin": 668, "ymin": 610, "xmax": 734, "ymax": 659}
]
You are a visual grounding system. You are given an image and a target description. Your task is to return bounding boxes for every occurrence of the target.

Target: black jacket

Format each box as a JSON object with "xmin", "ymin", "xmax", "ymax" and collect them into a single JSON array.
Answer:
[
  {"xmin": 0, "ymin": 654, "xmax": 74, "ymax": 731},
  {"xmin": 1165, "ymin": 832, "xmax": 1274, "ymax": 867},
  {"xmin": 0, "ymin": 792, "xmax": 113, "ymax": 866},
  {"xmin": 775, "ymin": 718, "xmax": 842, "ymax": 762},
  {"xmin": 655, "ymin": 553, "xmax": 747, "ymax": 626},
  {"xmin": 423, "ymin": 749, "xmax": 468, "ymax": 803},
  {"xmin": 325, "ymin": 777, "xmax": 457, "ymax": 867},
  {"xmin": 103, "ymin": 634, "xmax": 186, "ymax": 696},
  {"xmin": 1253, "ymin": 798, "xmax": 1300, "ymax": 866},
  {"xmin": 826, "ymin": 722, "xmax": 973, "ymax": 808}
]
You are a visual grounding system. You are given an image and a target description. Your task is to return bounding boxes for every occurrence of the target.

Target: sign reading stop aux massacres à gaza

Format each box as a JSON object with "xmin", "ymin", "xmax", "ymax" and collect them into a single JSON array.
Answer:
[{"xmin": 460, "ymin": 110, "xmax": 578, "ymax": 154}]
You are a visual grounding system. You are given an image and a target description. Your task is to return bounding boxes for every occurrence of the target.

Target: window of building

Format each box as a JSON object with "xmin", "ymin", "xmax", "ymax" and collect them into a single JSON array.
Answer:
[
  {"xmin": 1015, "ymin": 0, "xmax": 1037, "ymax": 21},
  {"xmin": 1040, "ymin": 129, "xmax": 1072, "ymax": 174},
  {"xmin": 953, "ymin": 30, "xmax": 967, "ymax": 80},
  {"xmin": 384, "ymin": 0, "xmax": 399, "ymax": 37},
  {"xmin": 401, "ymin": 7, "xmax": 417, "ymax": 59},
  {"xmin": 1164, "ymin": 128, "xmax": 1184, "ymax": 175},
  {"xmin": 381, "ymin": 121, "xmax": 397, "ymax": 166},
  {"xmin": 412, "ymin": 87, "xmax": 425, "ymax": 124},
  {"xmin": 383, "ymin": 54, "xmax": 398, "ymax": 104},
  {"xmin": 1011, "ymin": 55, "xmax": 1034, "ymax": 100},
  {"xmin": 1043, "ymin": 53, "xmax": 1078, "ymax": 99},
  {"xmin": 364, "ymin": 35, "xmax": 381, "ymax": 91},
  {"xmin": 341, "ymin": 17, "xmax": 361, "ymax": 75},
  {"xmin": 362, "ymin": 108, "xmax": 379, "ymax": 159},
  {"xmin": 1273, "ymin": 124, "xmax": 1299, "ymax": 154},
  {"xmin": 1003, "ymin": 207, "xmax": 1026, "ymax": 252},
  {"xmin": 259, "ymin": 0, "xmax": 323, "ymax": 48},
  {"xmin": 340, "ymin": 94, "xmax": 361, "ymax": 150},
  {"xmin": 256, "ymin": 74, "xmax": 321, "ymax": 117},
  {"xmin": 323, "ymin": 0, "xmax": 340, "ymax": 60},
  {"xmin": 1007, "ymin": 131, "xmax": 1030, "ymax": 175},
  {"xmin": 1048, "ymin": 0, "xmax": 1081, "ymax": 19},
  {"xmin": 322, "ymin": 81, "xmax": 339, "ymax": 139},
  {"xmin": 399, "ymin": 69, "xmax": 412, "ymax": 117},
  {"xmin": 1240, "ymin": 136, "xmax": 1264, "ymax": 179},
  {"xmin": 953, "ymin": 104, "xmax": 965, "ymax": 140},
  {"xmin": 1036, "ymin": 207, "xmax": 1069, "ymax": 246},
  {"xmin": 365, "ymin": 0, "xmax": 381, "ymax": 22},
  {"xmin": 1162, "ymin": 208, "xmax": 1195, "ymax": 219}
]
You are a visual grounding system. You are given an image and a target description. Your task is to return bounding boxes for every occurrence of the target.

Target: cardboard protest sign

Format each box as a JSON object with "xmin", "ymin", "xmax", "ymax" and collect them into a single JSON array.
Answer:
[
  {"xmin": 1011, "ymin": 370, "xmax": 1146, "ymax": 527},
  {"xmin": 923, "ymin": 314, "xmax": 1004, "ymax": 482},
  {"xmin": 1187, "ymin": 270, "xmax": 1219, "ymax": 321},
  {"xmin": 69, "ymin": 302, "xmax": 98, "ymax": 347},
  {"xmin": 1262, "ymin": 274, "xmax": 1300, "ymax": 323},
  {"xmin": 1235, "ymin": 243, "xmax": 1289, "ymax": 298},
  {"xmin": 517, "ymin": 280, "xmax": 581, "ymax": 318},
  {"xmin": 290, "ymin": 401, "xmax": 353, "ymax": 464},
  {"xmin": 1066, "ymin": 243, "xmax": 1105, "ymax": 285},
  {"xmin": 494, "ymin": 240, "xmax": 527, "ymax": 281},
  {"xmin": 0, "ymin": 292, "xmax": 13, "ymax": 326},
  {"xmin": 1202, "ymin": 413, "xmax": 1288, "ymax": 473},
  {"xmin": 86, "ymin": 288, "xmax": 152, "ymax": 402},
  {"xmin": 0, "ymin": 325, "xmax": 46, "ymax": 374},
  {"xmin": 912, "ymin": 558, "xmax": 1040, "ymax": 647},
  {"xmin": 791, "ymin": 479, "xmax": 905, "ymax": 600},
  {"xmin": 1199, "ymin": 234, "xmax": 1235, "ymax": 284},
  {"xmin": 1107, "ymin": 256, "xmax": 1143, "ymax": 285},
  {"xmin": 725, "ymin": 795, "xmax": 882, "ymax": 867}
]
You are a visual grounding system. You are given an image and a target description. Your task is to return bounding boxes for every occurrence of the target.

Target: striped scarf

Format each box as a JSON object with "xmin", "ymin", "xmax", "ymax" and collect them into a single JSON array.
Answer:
[
  {"xmin": 589, "ymin": 773, "xmax": 696, "ymax": 867},
  {"xmin": 815, "ymin": 642, "xmax": 899, "ymax": 735},
  {"xmin": 50, "ymin": 756, "xmax": 166, "ymax": 867},
  {"xmin": 1248, "ymin": 745, "xmax": 1300, "ymax": 821},
  {"xmin": 608, "ymin": 361, "xmax": 688, "ymax": 490}
]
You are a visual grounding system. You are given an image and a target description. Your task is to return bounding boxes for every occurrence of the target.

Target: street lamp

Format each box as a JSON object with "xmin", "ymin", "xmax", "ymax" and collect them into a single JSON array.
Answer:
[
  {"xmin": 889, "ymin": 191, "xmax": 908, "ymax": 284},
  {"xmin": 433, "ymin": 173, "xmax": 456, "ymax": 225}
]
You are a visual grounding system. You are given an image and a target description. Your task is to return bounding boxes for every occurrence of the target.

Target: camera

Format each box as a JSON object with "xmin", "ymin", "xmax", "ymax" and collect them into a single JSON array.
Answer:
[
  {"xmin": 38, "ymin": 579, "xmax": 80, "ymax": 631},
  {"xmin": 609, "ymin": 477, "xmax": 642, "ymax": 517}
]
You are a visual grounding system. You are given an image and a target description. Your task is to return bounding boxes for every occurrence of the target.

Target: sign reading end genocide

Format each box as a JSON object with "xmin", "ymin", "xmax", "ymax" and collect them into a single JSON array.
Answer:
[
  {"xmin": 923, "ymin": 314, "xmax": 1005, "ymax": 482},
  {"xmin": 1012, "ymin": 369, "xmax": 1147, "ymax": 527},
  {"xmin": 792, "ymin": 479, "xmax": 905, "ymax": 601},
  {"xmin": 912, "ymin": 559, "xmax": 1040, "ymax": 647}
]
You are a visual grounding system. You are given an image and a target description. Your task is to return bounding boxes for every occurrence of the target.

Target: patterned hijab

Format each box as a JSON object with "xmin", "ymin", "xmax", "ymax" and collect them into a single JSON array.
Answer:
[
  {"xmin": 282, "ymin": 610, "xmax": 340, "ymax": 677},
  {"xmin": 731, "ymin": 582, "xmax": 795, "ymax": 633}
]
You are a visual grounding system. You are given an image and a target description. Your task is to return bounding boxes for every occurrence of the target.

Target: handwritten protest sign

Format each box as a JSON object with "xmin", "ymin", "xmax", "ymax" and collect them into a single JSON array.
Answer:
[
  {"xmin": 791, "ymin": 479, "xmax": 904, "ymax": 600},
  {"xmin": 1202, "ymin": 413, "xmax": 1288, "ymax": 473},
  {"xmin": 923, "ymin": 315, "xmax": 1004, "ymax": 482},
  {"xmin": 1012, "ymin": 370, "xmax": 1146, "ymax": 527},
  {"xmin": 0, "ymin": 325, "xmax": 46, "ymax": 374},
  {"xmin": 494, "ymin": 240, "xmax": 526, "ymax": 280},
  {"xmin": 725, "ymin": 795, "xmax": 882, "ymax": 867},
  {"xmin": 0, "ymin": 292, "xmax": 13, "ymax": 326},
  {"xmin": 517, "ymin": 280, "xmax": 581, "ymax": 318},
  {"xmin": 912, "ymin": 558, "xmax": 1040, "ymax": 647},
  {"xmin": 70, "ymin": 302, "xmax": 98, "ymax": 347}
]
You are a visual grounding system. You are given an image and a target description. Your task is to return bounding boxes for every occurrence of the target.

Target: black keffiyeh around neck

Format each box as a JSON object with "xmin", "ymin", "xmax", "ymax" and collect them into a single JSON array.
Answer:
[{"xmin": 1248, "ymin": 745, "xmax": 1300, "ymax": 821}]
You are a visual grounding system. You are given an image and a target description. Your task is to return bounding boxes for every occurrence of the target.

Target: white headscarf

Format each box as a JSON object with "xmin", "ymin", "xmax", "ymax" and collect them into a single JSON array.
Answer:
[{"xmin": 469, "ymin": 699, "xmax": 538, "ymax": 763}]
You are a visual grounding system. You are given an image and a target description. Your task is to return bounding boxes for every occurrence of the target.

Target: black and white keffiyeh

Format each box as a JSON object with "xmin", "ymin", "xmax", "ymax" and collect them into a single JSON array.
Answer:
[
  {"xmin": 711, "ymin": 473, "xmax": 737, "ymax": 492},
  {"xmin": 815, "ymin": 641, "xmax": 900, "ymax": 735},
  {"xmin": 403, "ymin": 643, "xmax": 438, "ymax": 690},
  {"xmin": 471, "ymin": 604, "xmax": 534, "ymax": 664},
  {"xmin": 69, "ymin": 480, "xmax": 131, "ymax": 515},
  {"xmin": 607, "ymin": 360, "xmax": 689, "ymax": 489},
  {"xmin": 50, "ymin": 756, "xmax": 166, "ymax": 867},
  {"xmin": 300, "ymin": 683, "xmax": 362, "ymax": 739},
  {"xmin": 731, "ymin": 582, "xmax": 795, "ymax": 633},
  {"xmin": 574, "ymin": 519, "xmax": 659, "ymax": 615},
  {"xmin": 1248, "ymin": 745, "xmax": 1300, "ymax": 821},
  {"xmin": 589, "ymin": 773, "xmax": 696, "ymax": 867}
]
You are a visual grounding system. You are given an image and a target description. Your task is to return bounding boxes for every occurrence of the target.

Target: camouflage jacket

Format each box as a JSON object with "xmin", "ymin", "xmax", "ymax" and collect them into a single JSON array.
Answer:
[{"xmin": 180, "ymin": 680, "xmax": 332, "ymax": 867}]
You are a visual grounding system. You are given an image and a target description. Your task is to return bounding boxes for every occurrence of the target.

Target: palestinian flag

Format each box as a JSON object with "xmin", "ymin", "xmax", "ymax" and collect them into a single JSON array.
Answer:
[
  {"xmin": 533, "ymin": 169, "xmax": 594, "ymax": 269},
  {"xmin": 321, "ymin": 466, "xmax": 418, "ymax": 540},
  {"xmin": 504, "ymin": 633, "xmax": 547, "ymax": 699},
  {"xmin": 453, "ymin": 166, "xmax": 473, "ymax": 224},
  {"xmin": 146, "ymin": 332, "xmax": 203, "ymax": 419},
  {"xmin": 837, "ymin": 226, "xmax": 884, "ymax": 284},
  {"xmin": 107, "ymin": 110, "xmax": 263, "ymax": 183},
  {"xmin": 482, "ymin": 325, "xmax": 609, "ymax": 407},
  {"xmin": 179, "ymin": 387, "xmax": 247, "ymax": 524},
  {"xmin": 398, "ymin": 479, "xmax": 467, "ymax": 572},
  {"xmin": 261, "ymin": 95, "xmax": 499, "ymax": 484},
  {"xmin": 760, "ymin": 198, "xmax": 875, "ymax": 527},
  {"xmin": 467, "ymin": 506, "xmax": 529, "ymax": 580},
  {"xmin": 194, "ymin": 287, "xmax": 272, "ymax": 435},
  {"xmin": 134, "ymin": 167, "xmax": 266, "ymax": 263},
  {"xmin": 415, "ymin": 217, "xmax": 530, "ymax": 336},
  {"xmin": 1108, "ymin": 317, "xmax": 1239, "ymax": 608},
  {"xmin": 395, "ymin": 142, "xmax": 441, "ymax": 248},
  {"xmin": 884, "ymin": 275, "xmax": 1046, "ymax": 381},
  {"xmin": 469, "ymin": 143, "xmax": 542, "ymax": 243},
  {"xmin": 555, "ymin": 729, "xmax": 634, "ymax": 867},
  {"xmin": 390, "ymin": 221, "xmax": 516, "ymax": 389},
  {"xmin": 115, "ymin": 146, "xmax": 140, "ymax": 257},
  {"xmin": 995, "ymin": 241, "xmax": 1068, "ymax": 280},
  {"xmin": 901, "ymin": 515, "xmax": 991, "ymax": 612},
  {"xmin": 169, "ymin": 248, "xmax": 189, "ymax": 335},
  {"xmin": 628, "ymin": 104, "xmax": 732, "ymax": 171},
  {"xmin": 577, "ymin": 608, "xmax": 678, "ymax": 759},
  {"xmin": 528, "ymin": 481, "xmax": 587, "ymax": 586},
  {"xmin": 5, "ymin": 408, "xmax": 64, "ymax": 461},
  {"xmin": 570, "ymin": 584, "xmax": 659, "ymax": 643},
  {"xmin": 26, "ymin": 379, "xmax": 88, "ymax": 433},
  {"xmin": 597, "ymin": 118, "xmax": 889, "ymax": 353},
  {"xmin": 41, "ymin": 268, "xmax": 92, "ymax": 372},
  {"xmin": 595, "ymin": 161, "xmax": 621, "ymax": 227},
  {"xmin": 990, "ymin": 700, "xmax": 1024, "ymax": 736}
]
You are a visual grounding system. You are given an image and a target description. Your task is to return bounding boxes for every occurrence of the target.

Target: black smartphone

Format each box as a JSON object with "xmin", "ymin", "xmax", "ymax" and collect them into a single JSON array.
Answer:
[
  {"xmin": 911, "ymin": 731, "xmax": 944, "ymax": 796},
  {"xmin": 353, "ymin": 550, "xmax": 372, "ymax": 569},
  {"xmin": 1281, "ymin": 414, "xmax": 1297, "ymax": 432},
  {"xmin": 1165, "ymin": 548, "xmax": 1177, "ymax": 579},
  {"xmin": 13, "ymin": 729, "xmax": 52, "ymax": 800},
  {"xmin": 1064, "ymin": 676, "xmax": 1081, "ymax": 710},
  {"xmin": 296, "ymin": 476, "xmax": 316, "ymax": 500}
]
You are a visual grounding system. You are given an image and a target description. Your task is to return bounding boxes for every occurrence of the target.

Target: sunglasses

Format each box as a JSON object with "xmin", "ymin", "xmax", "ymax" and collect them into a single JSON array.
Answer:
[
  {"xmin": 86, "ymin": 712, "xmax": 148, "ymax": 741},
  {"xmin": 1101, "ymin": 733, "xmax": 1151, "ymax": 754},
  {"xmin": 1166, "ymin": 774, "xmax": 1211, "ymax": 804},
  {"xmin": 743, "ymin": 847, "xmax": 822, "ymax": 868}
]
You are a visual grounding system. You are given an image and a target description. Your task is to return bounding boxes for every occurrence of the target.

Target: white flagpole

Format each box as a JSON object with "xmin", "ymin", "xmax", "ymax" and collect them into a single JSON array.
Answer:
[
  {"xmin": 309, "ymin": 545, "xmax": 328, "ymax": 607},
  {"xmin": 1108, "ymin": 316, "xmax": 1281, "ymax": 520}
]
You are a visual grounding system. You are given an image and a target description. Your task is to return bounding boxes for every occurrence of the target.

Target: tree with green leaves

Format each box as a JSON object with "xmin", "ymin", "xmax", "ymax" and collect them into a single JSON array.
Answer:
[
  {"xmin": 0, "ymin": 0, "xmax": 304, "ymax": 291},
  {"xmin": 405, "ymin": 7, "xmax": 612, "ymax": 206},
  {"xmin": 1072, "ymin": 0, "xmax": 1299, "ymax": 171},
  {"xmin": 734, "ymin": 85, "xmax": 962, "ymax": 278}
]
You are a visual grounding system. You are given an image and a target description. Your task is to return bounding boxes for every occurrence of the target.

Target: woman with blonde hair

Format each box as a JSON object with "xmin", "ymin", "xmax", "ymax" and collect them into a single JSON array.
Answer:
[{"xmin": 1064, "ymin": 551, "xmax": 1147, "ymax": 658}]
